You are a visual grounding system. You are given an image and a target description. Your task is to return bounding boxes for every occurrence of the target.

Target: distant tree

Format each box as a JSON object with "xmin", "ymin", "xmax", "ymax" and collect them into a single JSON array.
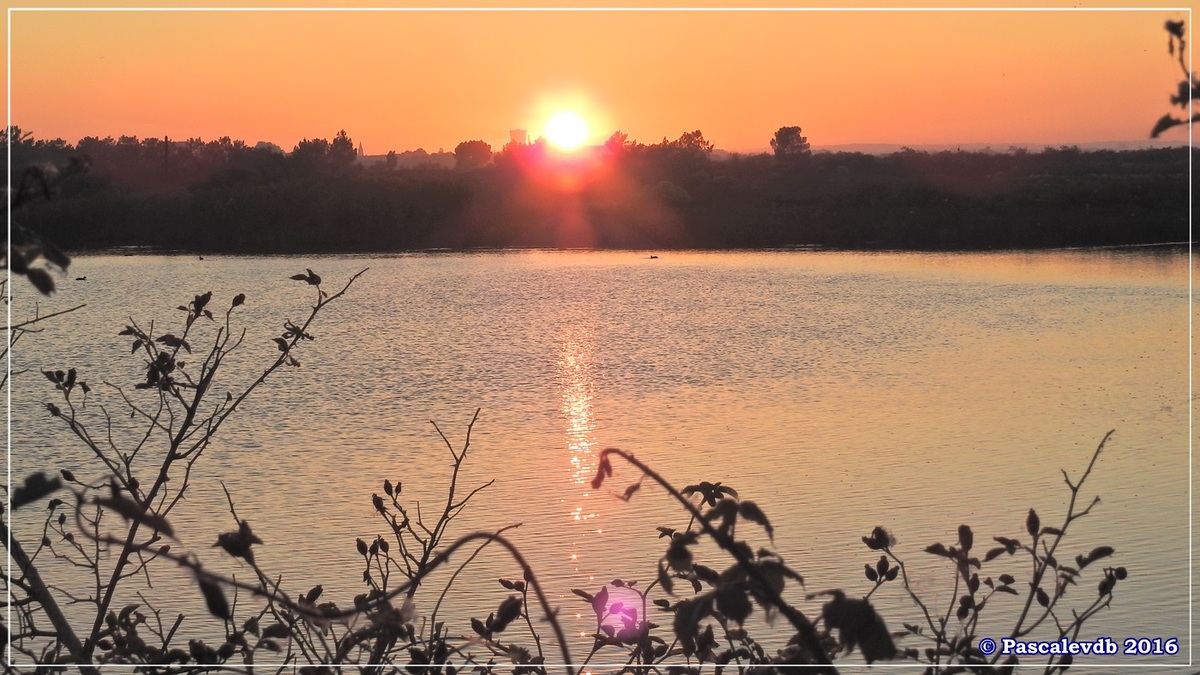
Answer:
[
  {"xmin": 453, "ymin": 140, "xmax": 493, "ymax": 170},
  {"xmin": 670, "ymin": 129, "xmax": 713, "ymax": 155},
  {"xmin": 292, "ymin": 137, "xmax": 331, "ymax": 168},
  {"xmin": 1151, "ymin": 20, "xmax": 1198, "ymax": 137},
  {"xmin": 770, "ymin": 126, "xmax": 811, "ymax": 159},
  {"xmin": 495, "ymin": 140, "xmax": 528, "ymax": 170},
  {"xmin": 330, "ymin": 129, "xmax": 357, "ymax": 168},
  {"xmin": 605, "ymin": 130, "xmax": 630, "ymax": 155},
  {"xmin": 384, "ymin": 150, "xmax": 398, "ymax": 170},
  {"xmin": 3, "ymin": 126, "xmax": 72, "ymax": 170}
]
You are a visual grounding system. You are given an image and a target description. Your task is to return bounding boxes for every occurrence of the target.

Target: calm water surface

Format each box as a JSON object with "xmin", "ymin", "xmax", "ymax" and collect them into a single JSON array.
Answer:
[{"xmin": 8, "ymin": 250, "xmax": 1191, "ymax": 667}]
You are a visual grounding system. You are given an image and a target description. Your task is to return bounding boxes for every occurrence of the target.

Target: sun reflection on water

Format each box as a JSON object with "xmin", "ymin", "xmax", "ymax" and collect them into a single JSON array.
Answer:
[{"xmin": 559, "ymin": 336, "xmax": 601, "ymax": 575}]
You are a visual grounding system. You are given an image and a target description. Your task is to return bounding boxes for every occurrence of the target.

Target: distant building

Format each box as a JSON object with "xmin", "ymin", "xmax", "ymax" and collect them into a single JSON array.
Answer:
[{"xmin": 509, "ymin": 129, "xmax": 528, "ymax": 145}]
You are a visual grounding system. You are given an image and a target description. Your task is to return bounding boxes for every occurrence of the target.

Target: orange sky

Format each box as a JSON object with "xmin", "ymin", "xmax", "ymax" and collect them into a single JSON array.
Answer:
[{"xmin": 4, "ymin": 3, "xmax": 1193, "ymax": 153}]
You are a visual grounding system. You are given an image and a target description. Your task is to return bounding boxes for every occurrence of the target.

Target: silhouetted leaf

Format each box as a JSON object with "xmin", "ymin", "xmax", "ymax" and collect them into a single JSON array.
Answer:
[
  {"xmin": 864, "ymin": 564, "xmax": 878, "ymax": 582},
  {"xmin": 1085, "ymin": 546, "xmax": 1114, "ymax": 564},
  {"xmin": 117, "ymin": 604, "xmax": 140, "ymax": 625},
  {"xmin": 42, "ymin": 241, "xmax": 70, "ymax": 270},
  {"xmin": 693, "ymin": 563, "xmax": 720, "ymax": 585},
  {"xmin": 716, "ymin": 586, "xmax": 752, "ymax": 624},
  {"xmin": 571, "ymin": 588, "xmax": 593, "ymax": 602},
  {"xmin": 492, "ymin": 596, "xmax": 522, "ymax": 633},
  {"xmin": 26, "ymin": 268, "xmax": 55, "ymax": 295},
  {"xmin": 198, "ymin": 579, "xmax": 231, "ymax": 620},
  {"xmin": 739, "ymin": 501, "xmax": 773, "ymax": 539},
  {"xmin": 214, "ymin": 520, "xmax": 261, "ymax": 563},
  {"xmin": 673, "ymin": 600, "xmax": 700, "ymax": 656},
  {"xmin": 822, "ymin": 593, "xmax": 897, "ymax": 663},
  {"xmin": 925, "ymin": 543, "xmax": 951, "ymax": 558},
  {"xmin": 12, "ymin": 472, "xmax": 62, "ymax": 510},
  {"xmin": 667, "ymin": 534, "xmax": 694, "ymax": 573},
  {"xmin": 998, "ymin": 574, "xmax": 1015, "ymax": 585},
  {"xmin": 96, "ymin": 489, "xmax": 174, "ymax": 537},
  {"xmin": 262, "ymin": 623, "xmax": 291, "ymax": 639},
  {"xmin": 591, "ymin": 586, "xmax": 609, "ymax": 617},
  {"xmin": 1035, "ymin": 587, "xmax": 1050, "ymax": 607},
  {"xmin": 984, "ymin": 546, "xmax": 1008, "ymax": 562},
  {"xmin": 155, "ymin": 334, "xmax": 191, "ymax": 353},
  {"xmin": 657, "ymin": 562, "xmax": 675, "ymax": 595},
  {"xmin": 994, "ymin": 536, "xmax": 1020, "ymax": 551}
]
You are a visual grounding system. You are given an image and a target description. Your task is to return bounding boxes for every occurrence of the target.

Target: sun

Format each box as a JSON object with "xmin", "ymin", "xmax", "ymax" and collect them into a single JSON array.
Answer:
[{"xmin": 545, "ymin": 111, "xmax": 589, "ymax": 150}]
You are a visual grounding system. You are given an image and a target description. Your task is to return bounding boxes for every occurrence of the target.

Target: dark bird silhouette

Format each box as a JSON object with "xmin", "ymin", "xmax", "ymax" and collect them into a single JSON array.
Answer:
[{"xmin": 75, "ymin": 276, "xmax": 86, "ymax": 281}]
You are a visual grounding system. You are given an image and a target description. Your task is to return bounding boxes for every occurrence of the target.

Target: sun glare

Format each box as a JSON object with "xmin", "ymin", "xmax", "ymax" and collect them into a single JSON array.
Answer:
[{"xmin": 545, "ymin": 111, "xmax": 588, "ymax": 150}]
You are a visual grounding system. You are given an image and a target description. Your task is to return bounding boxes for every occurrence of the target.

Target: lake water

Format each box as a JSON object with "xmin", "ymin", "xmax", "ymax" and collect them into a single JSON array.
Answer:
[{"xmin": 7, "ymin": 250, "xmax": 1192, "ymax": 668}]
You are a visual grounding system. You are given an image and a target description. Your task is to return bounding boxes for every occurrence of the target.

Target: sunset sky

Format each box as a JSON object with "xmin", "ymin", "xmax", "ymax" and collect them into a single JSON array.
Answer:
[{"xmin": 5, "ymin": 3, "xmax": 1193, "ymax": 154}]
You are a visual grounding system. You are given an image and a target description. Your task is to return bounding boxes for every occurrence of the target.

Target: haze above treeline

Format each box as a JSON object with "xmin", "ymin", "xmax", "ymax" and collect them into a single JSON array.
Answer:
[{"xmin": 9, "ymin": 126, "xmax": 1190, "ymax": 253}]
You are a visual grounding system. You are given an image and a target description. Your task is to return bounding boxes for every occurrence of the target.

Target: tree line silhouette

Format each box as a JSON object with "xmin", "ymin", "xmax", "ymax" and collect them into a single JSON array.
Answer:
[{"xmin": 6, "ymin": 126, "xmax": 1190, "ymax": 253}]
